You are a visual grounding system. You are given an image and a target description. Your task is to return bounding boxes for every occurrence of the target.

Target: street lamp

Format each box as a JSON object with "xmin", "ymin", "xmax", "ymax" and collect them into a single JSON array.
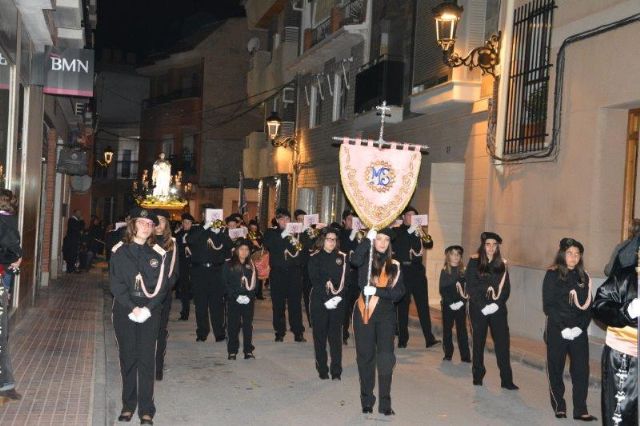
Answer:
[
  {"xmin": 266, "ymin": 111, "xmax": 282, "ymax": 144},
  {"xmin": 97, "ymin": 145, "xmax": 114, "ymax": 167},
  {"xmin": 432, "ymin": 0, "xmax": 501, "ymax": 78}
]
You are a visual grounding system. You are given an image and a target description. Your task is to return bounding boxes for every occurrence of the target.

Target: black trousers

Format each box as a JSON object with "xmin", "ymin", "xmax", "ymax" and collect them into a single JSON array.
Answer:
[
  {"xmin": 311, "ymin": 290, "xmax": 344, "ymax": 377},
  {"xmin": 354, "ymin": 303, "xmax": 396, "ymax": 412},
  {"xmin": 342, "ymin": 280, "xmax": 360, "ymax": 340},
  {"xmin": 227, "ymin": 299, "xmax": 255, "ymax": 355},
  {"xmin": 601, "ymin": 345, "xmax": 638, "ymax": 426},
  {"xmin": 177, "ymin": 259, "xmax": 192, "ymax": 318},
  {"xmin": 192, "ymin": 265, "xmax": 226, "ymax": 340},
  {"xmin": 270, "ymin": 266, "xmax": 304, "ymax": 337},
  {"xmin": 397, "ymin": 264, "xmax": 435, "ymax": 346},
  {"xmin": 441, "ymin": 302, "xmax": 470, "ymax": 360},
  {"xmin": 469, "ymin": 305, "xmax": 513, "ymax": 385},
  {"xmin": 545, "ymin": 325, "xmax": 589, "ymax": 417},
  {"xmin": 302, "ymin": 264, "xmax": 312, "ymax": 327},
  {"xmin": 112, "ymin": 301, "xmax": 161, "ymax": 419},
  {"xmin": 155, "ymin": 294, "xmax": 172, "ymax": 375}
]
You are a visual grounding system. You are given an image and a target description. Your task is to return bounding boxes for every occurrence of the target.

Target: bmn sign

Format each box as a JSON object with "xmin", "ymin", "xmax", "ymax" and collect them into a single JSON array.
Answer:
[{"xmin": 43, "ymin": 47, "xmax": 94, "ymax": 97}]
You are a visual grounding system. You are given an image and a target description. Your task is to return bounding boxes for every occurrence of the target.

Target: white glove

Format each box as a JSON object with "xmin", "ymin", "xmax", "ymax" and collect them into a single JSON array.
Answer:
[
  {"xmin": 212, "ymin": 227, "xmax": 221, "ymax": 234},
  {"xmin": 561, "ymin": 328, "xmax": 574, "ymax": 340},
  {"xmin": 129, "ymin": 307, "xmax": 151, "ymax": 323},
  {"xmin": 407, "ymin": 225, "xmax": 418, "ymax": 234},
  {"xmin": 324, "ymin": 299, "xmax": 337, "ymax": 310},
  {"xmin": 366, "ymin": 229, "xmax": 377, "ymax": 241},
  {"xmin": 449, "ymin": 301, "xmax": 464, "ymax": 311},
  {"xmin": 627, "ymin": 298, "xmax": 640, "ymax": 319},
  {"xmin": 349, "ymin": 229, "xmax": 358, "ymax": 241},
  {"xmin": 481, "ymin": 303, "xmax": 499, "ymax": 316},
  {"xmin": 330, "ymin": 296, "xmax": 342, "ymax": 306},
  {"xmin": 203, "ymin": 222, "xmax": 212, "ymax": 230},
  {"xmin": 363, "ymin": 285, "xmax": 376, "ymax": 296},
  {"xmin": 281, "ymin": 229, "xmax": 291, "ymax": 239},
  {"xmin": 570, "ymin": 327, "xmax": 582, "ymax": 339},
  {"xmin": 128, "ymin": 312, "xmax": 138, "ymax": 322},
  {"xmin": 236, "ymin": 295, "xmax": 250, "ymax": 305}
]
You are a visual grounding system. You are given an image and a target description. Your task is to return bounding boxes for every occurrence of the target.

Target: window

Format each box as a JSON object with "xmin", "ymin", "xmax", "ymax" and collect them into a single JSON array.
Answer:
[
  {"xmin": 320, "ymin": 185, "xmax": 336, "ymax": 224},
  {"xmin": 162, "ymin": 136, "xmax": 174, "ymax": 156},
  {"xmin": 310, "ymin": 84, "xmax": 323, "ymax": 128},
  {"xmin": 503, "ymin": 0, "xmax": 555, "ymax": 155},
  {"xmin": 332, "ymin": 71, "xmax": 349, "ymax": 121},
  {"xmin": 182, "ymin": 134, "xmax": 196, "ymax": 175},
  {"xmin": 117, "ymin": 139, "xmax": 139, "ymax": 179},
  {"xmin": 297, "ymin": 188, "xmax": 316, "ymax": 215}
]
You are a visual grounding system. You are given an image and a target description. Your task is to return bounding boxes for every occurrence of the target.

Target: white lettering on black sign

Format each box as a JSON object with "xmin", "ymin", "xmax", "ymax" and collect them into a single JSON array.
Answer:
[{"xmin": 51, "ymin": 57, "xmax": 89, "ymax": 73}]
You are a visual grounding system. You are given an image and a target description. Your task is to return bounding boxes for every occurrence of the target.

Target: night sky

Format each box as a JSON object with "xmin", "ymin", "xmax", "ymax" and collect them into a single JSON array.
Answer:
[{"xmin": 96, "ymin": 0, "xmax": 245, "ymax": 62}]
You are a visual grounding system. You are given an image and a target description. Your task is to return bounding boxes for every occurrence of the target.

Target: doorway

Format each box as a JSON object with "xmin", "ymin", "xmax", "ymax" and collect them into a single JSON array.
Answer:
[{"xmin": 622, "ymin": 109, "xmax": 640, "ymax": 240}]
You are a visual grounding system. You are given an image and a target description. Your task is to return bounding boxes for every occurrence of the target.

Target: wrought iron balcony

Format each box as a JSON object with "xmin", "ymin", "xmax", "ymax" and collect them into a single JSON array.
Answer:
[{"xmin": 307, "ymin": 0, "xmax": 367, "ymax": 50}]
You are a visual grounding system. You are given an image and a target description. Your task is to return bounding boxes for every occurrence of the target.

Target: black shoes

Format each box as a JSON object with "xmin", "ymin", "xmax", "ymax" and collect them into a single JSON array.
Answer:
[
  {"xmin": 398, "ymin": 343, "xmax": 407, "ymax": 348},
  {"xmin": 228, "ymin": 353, "xmax": 237, "ymax": 360},
  {"xmin": 244, "ymin": 352, "xmax": 255, "ymax": 359},
  {"xmin": 275, "ymin": 335, "xmax": 284, "ymax": 342},
  {"xmin": 362, "ymin": 407, "xmax": 373, "ymax": 414},
  {"xmin": 443, "ymin": 356, "xmax": 452, "ymax": 361},
  {"xmin": 215, "ymin": 335, "xmax": 226, "ymax": 342},
  {"xmin": 319, "ymin": 372, "xmax": 330, "ymax": 380},
  {"xmin": 461, "ymin": 358, "xmax": 471, "ymax": 363},
  {"xmin": 380, "ymin": 408, "xmax": 395, "ymax": 416},
  {"xmin": 196, "ymin": 336, "xmax": 206, "ymax": 342},
  {"xmin": 573, "ymin": 414, "xmax": 597, "ymax": 422},
  {"xmin": 555, "ymin": 412, "xmax": 567, "ymax": 418},
  {"xmin": 501, "ymin": 383, "xmax": 519, "ymax": 390},
  {"xmin": 140, "ymin": 416, "xmax": 153, "ymax": 425},
  {"xmin": 331, "ymin": 375, "xmax": 341, "ymax": 381},
  {"xmin": 294, "ymin": 335, "xmax": 306, "ymax": 342},
  {"xmin": 117, "ymin": 411, "xmax": 133, "ymax": 422},
  {"xmin": 155, "ymin": 370, "xmax": 163, "ymax": 381},
  {"xmin": 426, "ymin": 339, "xmax": 441, "ymax": 348},
  {"xmin": 178, "ymin": 313, "xmax": 188, "ymax": 321},
  {"xmin": 473, "ymin": 379, "xmax": 483, "ymax": 386}
]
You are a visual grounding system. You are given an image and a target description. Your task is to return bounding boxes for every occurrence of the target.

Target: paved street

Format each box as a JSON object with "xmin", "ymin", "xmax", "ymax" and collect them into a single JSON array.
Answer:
[{"xmin": 1, "ymin": 269, "xmax": 601, "ymax": 425}]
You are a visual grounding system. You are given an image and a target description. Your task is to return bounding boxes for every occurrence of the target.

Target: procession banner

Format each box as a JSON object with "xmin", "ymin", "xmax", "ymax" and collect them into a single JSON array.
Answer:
[{"xmin": 339, "ymin": 140, "xmax": 422, "ymax": 230}]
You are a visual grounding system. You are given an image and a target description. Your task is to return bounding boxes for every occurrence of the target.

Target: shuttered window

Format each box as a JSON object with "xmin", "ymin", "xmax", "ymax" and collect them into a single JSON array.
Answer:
[{"xmin": 412, "ymin": 0, "xmax": 451, "ymax": 90}]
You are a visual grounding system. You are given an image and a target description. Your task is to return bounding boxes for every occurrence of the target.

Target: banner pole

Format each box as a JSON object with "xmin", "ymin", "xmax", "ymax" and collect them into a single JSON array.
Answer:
[{"xmin": 364, "ymin": 234, "xmax": 374, "ymax": 323}]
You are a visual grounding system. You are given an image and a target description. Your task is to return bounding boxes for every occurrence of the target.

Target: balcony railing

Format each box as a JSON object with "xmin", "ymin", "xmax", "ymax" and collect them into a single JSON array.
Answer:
[
  {"xmin": 354, "ymin": 56, "xmax": 404, "ymax": 114},
  {"xmin": 308, "ymin": 0, "xmax": 366, "ymax": 50},
  {"xmin": 143, "ymin": 87, "xmax": 201, "ymax": 109}
]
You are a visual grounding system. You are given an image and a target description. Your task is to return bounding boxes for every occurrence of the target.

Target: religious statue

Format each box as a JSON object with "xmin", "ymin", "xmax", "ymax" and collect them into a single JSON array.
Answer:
[
  {"xmin": 152, "ymin": 153, "xmax": 172, "ymax": 198},
  {"xmin": 141, "ymin": 169, "xmax": 149, "ymax": 190}
]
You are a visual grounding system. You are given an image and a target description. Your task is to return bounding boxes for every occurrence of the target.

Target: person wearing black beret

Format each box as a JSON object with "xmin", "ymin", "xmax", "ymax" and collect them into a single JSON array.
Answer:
[
  {"xmin": 351, "ymin": 227, "xmax": 405, "ymax": 416},
  {"xmin": 465, "ymin": 232, "xmax": 518, "ymax": 390},
  {"xmin": 339, "ymin": 209, "xmax": 361, "ymax": 345},
  {"xmin": 593, "ymin": 239, "xmax": 638, "ymax": 426},
  {"xmin": 308, "ymin": 227, "xmax": 347, "ymax": 380},
  {"xmin": 394, "ymin": 206, "xmax": 439, "ymax": 349},
  {"xmin": 262, "ymin": 208, "xmax": 306, "ymax": 342},
  {"xmin": 110, "ymin": 207, "xmax": 170, "ymax": 425},
  {"xmin": 152, "ymin": 210, "xmax": 179, "ymax": 381},
  {"xmin": 223, "ymin": 239, "xmax": 257, "ymax": 360},
  {"xmin": 439, "ymin": 245, "xmax": 470, "ymax": 362},
  {"xmin": 175, "ymin": 213, "xmax": 195, "ymax": 320},
  {"xmin": 542, "ymin": 238, "xmax": 596, "ymax": 421}
]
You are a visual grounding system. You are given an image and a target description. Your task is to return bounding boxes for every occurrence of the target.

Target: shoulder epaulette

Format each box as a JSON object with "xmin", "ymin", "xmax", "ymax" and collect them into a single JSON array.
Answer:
[
  {"xmin": 391, "ymin": 259, "xmax": 400, "ymax": 266},
  {"xmin": 111, "ymin": 241, "xmax": 123, "ymax": 253}
]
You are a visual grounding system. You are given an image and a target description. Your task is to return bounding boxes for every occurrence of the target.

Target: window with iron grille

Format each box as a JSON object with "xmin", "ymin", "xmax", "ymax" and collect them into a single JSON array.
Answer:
[{"xmin": 503, "ymin": 0, "xmax": 555, "ymax": 155}]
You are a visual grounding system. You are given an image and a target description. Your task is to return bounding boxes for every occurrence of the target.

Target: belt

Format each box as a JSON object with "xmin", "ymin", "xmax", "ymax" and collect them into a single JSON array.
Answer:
[
  {"xmin": 401, "ymin": 261, "xmax": 420, "ymax": 266},
  {"xmin": 192, "ymin": 262, "xmax": 223, "ymax": 268},
  {"xmin": 130, "ymin": 291, "xmax": 147, "ymax": 298}
]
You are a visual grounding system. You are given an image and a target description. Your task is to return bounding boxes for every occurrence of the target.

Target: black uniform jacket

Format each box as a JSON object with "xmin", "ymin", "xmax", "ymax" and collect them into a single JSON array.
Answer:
[
  {"xmin": 465, "ymin": 257, "xmax": 510, "ymax": 309},
  {"xmin": 592, "ymin": 263, "xmax": 638, "ymax": 328},
  {"xmin": 307, "ymin": 249, "xmax": 348, "ymax": 303},
  {"xmin": 393, "ymin": 224, "xmax": 433, "ymax": 265},
  {"xmin": 155, "ymin": 235, "xmax": 179, "ymax": 288},
  {"xmin": 110, "ymin": 241, "xmax": 171, "ymax": 311},
  {"xmin": 439, "ymin": 266, "xmax": 466, "ymax": 305},
  {"xmin": 186, "ymin": 225, "xmax": 232, "ymax": 265},
  {"xmin": 222, "ymin": 260, "xmax": 257, "ymax": 300},
  {"xmin": 263, "ymin": 227, "xmax": 302, "ymax": 269},
  {"xmin": 351, "ymin": 240, "xmax": 405, "ymax": 304},
  {"xmin": 542, "ymin": 268, "xmax": 591, "ymax": 331}
]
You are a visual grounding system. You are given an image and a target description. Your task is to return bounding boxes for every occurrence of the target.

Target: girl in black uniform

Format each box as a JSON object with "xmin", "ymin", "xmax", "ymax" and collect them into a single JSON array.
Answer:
[
  {"xmin": 352, "ymin": 228, "xmax": 404, "ymax": 416},
  {"xmin": 223, "ymin": 239, "xmax": 257, "ymax": 360},
  {"xmin": 542, "ymin": 238, "xmax": 596, "ymax": 421},
  {"xmin": 308, "ymin": 227, "xmax": 347, "ymax": 380},
  {"xmin": 466, "ymin": 232, "xmax": 518, "ymax": 390},
  {"xmin": 110, "ymin": 207, "xmax": 171, "ymax": 425},
  {"xmin": 439, "ymin": 245, "xmax": 470, "ymax": 362}
]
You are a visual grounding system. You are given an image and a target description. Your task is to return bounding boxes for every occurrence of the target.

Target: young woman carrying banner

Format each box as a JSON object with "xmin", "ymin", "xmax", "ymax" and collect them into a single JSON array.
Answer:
[{"xmin": 351, "ymin": 228, "xmax": 405, "ymax": 416}]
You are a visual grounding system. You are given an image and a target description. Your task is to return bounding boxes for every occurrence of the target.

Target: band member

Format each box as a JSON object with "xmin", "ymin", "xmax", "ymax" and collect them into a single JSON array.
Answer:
[
  {"xmin": 466, "ymin": 232, "xmax": 518, "ymax": 389},
  {"xmin": 308, "ymin": 227, "xmax": 347, "ymax": 380},
  {"xmin": 339, "ymin": 210, "xmax": 360, "ymax": 345},
  {"xmin": 247, "ymin": 220, "xmax": 265, "ymax": 300},
  {"xmin": 592, "ymin": 239, "xmax": 638, "ymax": 426},
  {"xmin": 295, "ymin": 209, "xmax": 315, "ymax": 328},
  {"xmin": 175, "ymin": 213, "xmax": 194, "ymax": 320},
  {"xmin": 153, "ymin": 210, "xmax": 178, "ymax": 381},
  {"xmin": 110, "ymin": 207, "xmax": 171, "ymax": 425},
  {"xmin": 187, "ymin": 211, "xmax": 233, "ymax": 342},
  {"xmin": 439, "ymin": 245, "xmax": 470, "ymax": 362},
  {"xmin": 352, "ymin": 228, "xmax": 405, "ymax": 416},
  {"xmin": 543, "ymin": 238, "xmax": 596, "ymax": 421},
  {"xmin": 263, "ymin": 208, "xmax": 306, "ymax": 342},
  {"xmin": 223, "ymin": 239, "xmax": 257, "ymax": 360},
  {"xmin": 394, "ymin": 206, "xmax": 439, "ymax": 348}
]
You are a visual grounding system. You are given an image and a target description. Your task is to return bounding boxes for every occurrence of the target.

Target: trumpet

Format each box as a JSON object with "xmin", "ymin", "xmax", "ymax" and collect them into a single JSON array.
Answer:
[
  {"xmin": 306, "ymin": 226, "xmax": 320, "ymax": 239},
  {"xmin": 415, "ymin": 226, "xmax": 432, "ymax": 245},
  {"xmin": 355, "ymin": 229, "xmax": 366, "ymax": 243},
  {"xmin": 211, "ymin": 219, "xmax": 225, "ymax": 230},
  {"xmin": 248, "ymin": 229, "xmax": 259, "ymax": 240},
  {"xmin": 288, "ymin": 235, "xmax": 303, "ymax": 251}
]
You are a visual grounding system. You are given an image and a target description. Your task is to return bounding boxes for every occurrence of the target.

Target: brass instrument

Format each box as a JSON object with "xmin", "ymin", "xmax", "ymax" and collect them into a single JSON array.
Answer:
[
  {"xmin": 306, "ymin": 226, "xmax": 320, "ymax": 239},
  {"xmin": 248, "ymin": 229, "xmax": 258, "ymax": 240},
  {"xmin": 211, "ymin": 219, "xmax": 225, "ymax": 231},
  {"xmin": 355, "ymin": 229, "xmax": 366, "ymax": 243},
  {"xmin": 415, "ymin": 226, "xmax": 432, "ymax": 244},
  {"xmin": 289, "ymin": 235, "xmax": 303, "ymax": 251}
]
